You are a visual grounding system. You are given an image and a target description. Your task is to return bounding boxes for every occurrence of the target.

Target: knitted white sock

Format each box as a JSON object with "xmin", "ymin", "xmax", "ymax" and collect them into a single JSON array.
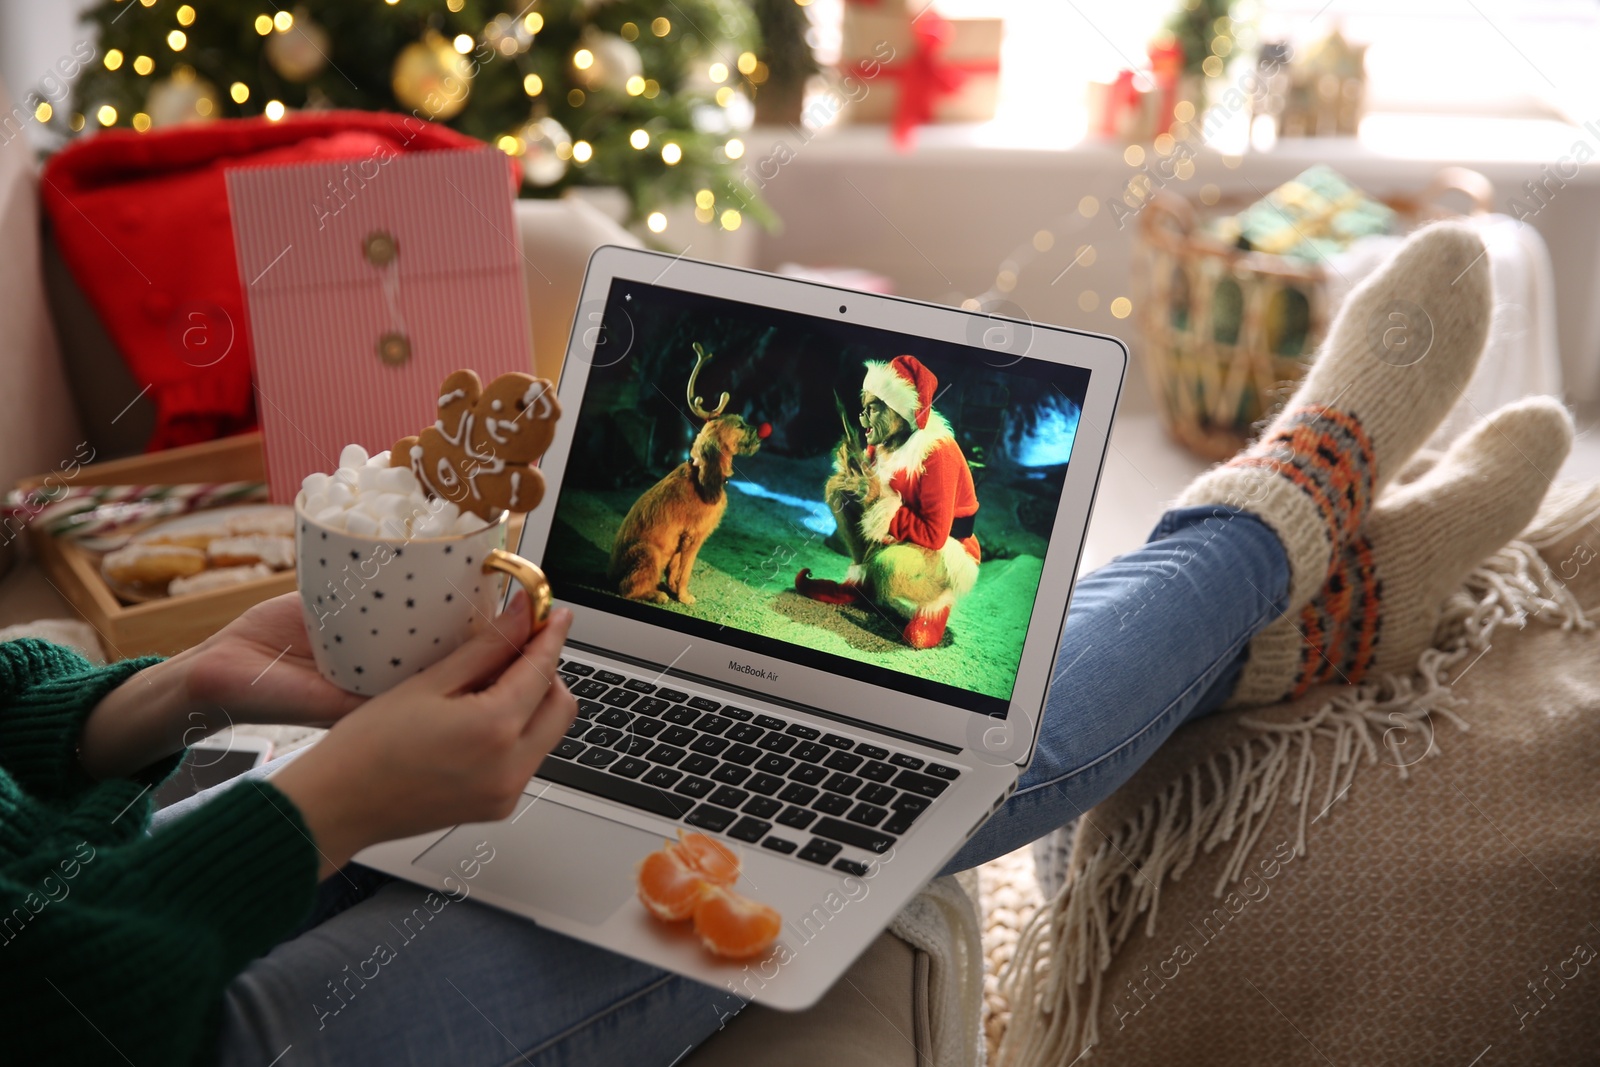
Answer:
[
  {"xmin": 1228, "ymin": 396, "xmax": 1573, "ymax": 707},
  {"xmin": 1178, "ymin": 222, "xmax": 1492, "ymax": 611}
]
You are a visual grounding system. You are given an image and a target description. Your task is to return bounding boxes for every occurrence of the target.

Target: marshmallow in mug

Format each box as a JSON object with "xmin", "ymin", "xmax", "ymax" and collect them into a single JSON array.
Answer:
[{"xmin": 300, "ymin": 443, "xmax": 488, "ymax": 539}]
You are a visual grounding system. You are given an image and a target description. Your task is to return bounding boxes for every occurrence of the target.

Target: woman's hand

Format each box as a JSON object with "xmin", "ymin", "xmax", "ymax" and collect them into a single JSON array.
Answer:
[
  {"xmin": 268, "ymin": 595, "xmax": 577, "ymax": 877},
  {"xmin": 81, "ymin": 588, "xmax": 366, "ymax": 780},
  {"xmin": 182, "ymin": 592, "xmax": 366, "ymax": 729},
  {"xmin": 79, "ymin": 592, "xmax": 366, "ymax": 780}
]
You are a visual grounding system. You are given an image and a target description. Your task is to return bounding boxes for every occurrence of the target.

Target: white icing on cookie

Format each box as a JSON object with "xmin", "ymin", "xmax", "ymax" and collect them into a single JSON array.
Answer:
[
  {"xmin": 415, "ymin": 384, "xmax": 550, "ymax": 506},
  {"xmin": 483, "ymin": 417, "xmax": 522, "ymax": 445},
  {"xmin": 522, "ymin": 380, "xmax": 554, "ymax": 419},
  {"xmin": 435, "ymin": 409, "xmax": 470, "ymax": 447},
  {"xmin": 407, "ymin": 443, "xmax": 437, "ymax": 500},
  {"xmin": 438, "ymin": 389, "xmax": 467, "ymax": 407}
]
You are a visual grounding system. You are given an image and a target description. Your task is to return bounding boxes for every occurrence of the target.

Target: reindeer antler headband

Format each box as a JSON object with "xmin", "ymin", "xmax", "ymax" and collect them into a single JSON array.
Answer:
[{"xmin": 688, "ymin": 342, "xmax": 730, "ymax": 420}]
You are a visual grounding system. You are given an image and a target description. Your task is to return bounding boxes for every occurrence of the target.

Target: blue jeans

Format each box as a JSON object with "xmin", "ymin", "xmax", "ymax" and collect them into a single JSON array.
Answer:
[{"xmin": 158, "ymin": 506, "xmax": 1289, "ymax": 1066}]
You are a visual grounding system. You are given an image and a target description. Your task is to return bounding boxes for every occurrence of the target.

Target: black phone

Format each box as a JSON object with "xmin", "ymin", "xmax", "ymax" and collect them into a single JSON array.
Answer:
[{"xmin": 152, "ymin": 741, "xmax": 273, "ymax": 809}]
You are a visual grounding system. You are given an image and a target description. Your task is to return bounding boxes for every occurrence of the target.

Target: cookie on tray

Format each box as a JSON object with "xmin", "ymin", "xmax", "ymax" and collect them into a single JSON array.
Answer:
[
  {"xmin": 224, "ymin": 508, "xmax": 295, "ymax": 538},
  {"xmin": 207, "ymin": 535, "xmax": 294, "ymax": 570},
  {"xmin": 103, "ymin": 543, "xmax": 207, "ymax": 587},
  {"xmin": 138, "ymin": 522, "xmax": 230, "ymax": 552},
  {"xmin": 168, "ymin": 563, "xmax": 275, "ymax": 597}
]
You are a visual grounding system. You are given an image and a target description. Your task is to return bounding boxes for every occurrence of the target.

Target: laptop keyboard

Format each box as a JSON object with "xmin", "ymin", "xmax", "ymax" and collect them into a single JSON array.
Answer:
[{"xmin": 535, "ymin": 658, "xmax": 963, "ymax": 876}]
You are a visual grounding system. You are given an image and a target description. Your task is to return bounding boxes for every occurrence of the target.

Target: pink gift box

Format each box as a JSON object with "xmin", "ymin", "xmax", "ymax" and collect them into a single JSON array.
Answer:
[{"xmin": 227, "ymin": 146, "xmax": 535, "ymax": 502}]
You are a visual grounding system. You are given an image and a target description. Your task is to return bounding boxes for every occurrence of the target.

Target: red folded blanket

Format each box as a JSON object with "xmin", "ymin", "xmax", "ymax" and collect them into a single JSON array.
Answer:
[{"xmin": 40, "ymin": 113, "xmax": 500, "ymax": 451}]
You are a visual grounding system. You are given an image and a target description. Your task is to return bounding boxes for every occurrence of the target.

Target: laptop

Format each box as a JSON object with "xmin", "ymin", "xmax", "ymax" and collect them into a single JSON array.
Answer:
[{"xmin": 356, "ymin": 246, "xmax": 1126, "ymax": 1010}]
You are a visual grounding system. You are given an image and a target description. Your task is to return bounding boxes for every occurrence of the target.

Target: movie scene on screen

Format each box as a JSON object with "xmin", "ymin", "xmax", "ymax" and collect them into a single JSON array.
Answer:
[{"xmin": 545, "ymin": 281, "xmax": 1091, "ymax": 704}]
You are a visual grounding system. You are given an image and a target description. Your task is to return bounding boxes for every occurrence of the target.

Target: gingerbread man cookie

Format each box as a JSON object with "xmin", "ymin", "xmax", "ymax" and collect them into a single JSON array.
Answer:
[{"xmin": 391, "ymin": 370, "xmax": 562, "ymax": 520}]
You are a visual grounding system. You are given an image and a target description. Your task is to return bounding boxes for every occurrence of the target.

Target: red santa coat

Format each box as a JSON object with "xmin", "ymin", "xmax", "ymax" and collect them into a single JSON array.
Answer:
[{"xmin": 857, "ymin": 410, "xmax": 981, "ymax": 602}]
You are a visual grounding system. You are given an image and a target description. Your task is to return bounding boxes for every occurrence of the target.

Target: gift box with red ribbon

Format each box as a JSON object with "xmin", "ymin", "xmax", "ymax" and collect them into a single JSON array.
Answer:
[
  {"xmin": 840, "ymin": 3, "xmax": 1002, "ymax": 148},
  {"xmin": 1087, "ymin": 71, "xmax": 1163, "ymax": 143},
  {"xmin": 1086, "ymin": 39, "xmax": 1191, "ymax": 144}
]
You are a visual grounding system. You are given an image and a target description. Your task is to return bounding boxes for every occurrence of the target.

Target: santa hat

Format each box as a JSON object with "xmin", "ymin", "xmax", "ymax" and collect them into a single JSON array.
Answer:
[{"xmin": 861, "ymin": 355, "xmax": 937, "ymax": 431}]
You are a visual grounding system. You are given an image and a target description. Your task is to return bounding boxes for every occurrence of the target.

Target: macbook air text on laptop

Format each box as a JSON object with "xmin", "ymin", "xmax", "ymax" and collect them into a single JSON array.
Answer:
[{"xmin": 357, "ymin": 246, "xmax": 1126, "ymax": 1010}]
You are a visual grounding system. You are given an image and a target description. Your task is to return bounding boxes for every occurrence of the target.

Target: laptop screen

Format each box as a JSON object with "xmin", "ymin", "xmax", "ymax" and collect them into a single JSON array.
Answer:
[{"xmin": 544, "ymin": 278, "xmax": 1092, "ymax": 717}]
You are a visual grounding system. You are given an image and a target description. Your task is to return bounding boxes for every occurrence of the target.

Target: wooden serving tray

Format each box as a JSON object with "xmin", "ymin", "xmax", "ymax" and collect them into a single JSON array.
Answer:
[{"xmin": 16, "ymin": 433, "xmax": 294, "ymax": 660}]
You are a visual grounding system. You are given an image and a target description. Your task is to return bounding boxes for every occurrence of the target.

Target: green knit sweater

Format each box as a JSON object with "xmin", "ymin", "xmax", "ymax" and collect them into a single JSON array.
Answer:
[{"xmin": 0, "ymin": 638, "xmax": 319, "ymax": 1065}]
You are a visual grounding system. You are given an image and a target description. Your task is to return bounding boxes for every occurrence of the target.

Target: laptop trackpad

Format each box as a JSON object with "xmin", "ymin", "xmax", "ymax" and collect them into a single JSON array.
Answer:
[{"xmin": 412, "ymin": 795, "xmax": 662, "ymax": 927}]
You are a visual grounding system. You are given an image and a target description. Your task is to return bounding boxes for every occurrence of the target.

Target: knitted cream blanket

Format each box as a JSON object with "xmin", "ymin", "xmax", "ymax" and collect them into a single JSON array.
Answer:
[{"xmin": 999, "ymin": 482, "xmax": 1600, "ymax": 1066}]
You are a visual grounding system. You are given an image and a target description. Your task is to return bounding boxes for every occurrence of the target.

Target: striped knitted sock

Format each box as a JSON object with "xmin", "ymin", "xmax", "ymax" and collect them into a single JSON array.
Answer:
[
  {"xmin": 1177, "ymin": 222, "xmax": 1492, "ymax": 612},
  {"xmin": 1227, "ymin": 397, "xmax": 1573, "ymax": 707}
]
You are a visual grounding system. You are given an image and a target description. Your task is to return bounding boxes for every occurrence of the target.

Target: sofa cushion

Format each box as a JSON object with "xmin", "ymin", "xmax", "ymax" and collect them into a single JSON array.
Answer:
[
  {"xmin": 685, "ymin": 871, "xmax": 984, "ymax": 1067},
  {"xmin": 683, "ymin": 929, "xmax": 921, "ymax": 1067},
  {"xmin": 0, "ymin": 78, "xmax": 86, "ymax": 489},
  {"xmin": 513, "ymin": 197, "xmax": 641, "ymax": 384}
]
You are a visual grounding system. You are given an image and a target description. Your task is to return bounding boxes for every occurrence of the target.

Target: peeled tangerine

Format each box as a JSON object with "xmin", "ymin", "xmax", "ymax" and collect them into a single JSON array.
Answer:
[
  {"xmin": 671, "ymin": 830, "xmax": 740, "ymax": 886},
  {"xmin": 637, "ymin": 848, "xmax": 711, "ymax": 922},
  {"xmin": 636, "ymin": 832, "xmax": 781, "ymax": 959},
  {"xmin": 638, "ymin": 832, "xmax": 736, "ymax": 921},
  {"xmin": 693, "ymin": 884, "xmax": 782, "ymax": 960}
]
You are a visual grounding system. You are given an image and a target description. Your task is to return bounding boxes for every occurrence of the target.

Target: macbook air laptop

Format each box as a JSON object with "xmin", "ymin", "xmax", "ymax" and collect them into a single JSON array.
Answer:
[{"xmin": 357, "ymin": 246, "xmax": 1127, "ymax": 1010}]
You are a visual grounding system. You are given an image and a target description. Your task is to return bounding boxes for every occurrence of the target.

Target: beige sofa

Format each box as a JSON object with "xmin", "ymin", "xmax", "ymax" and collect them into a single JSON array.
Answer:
[{"xmin": 0, "ymin": 79, "xmax": 981, "ymax": 1066}]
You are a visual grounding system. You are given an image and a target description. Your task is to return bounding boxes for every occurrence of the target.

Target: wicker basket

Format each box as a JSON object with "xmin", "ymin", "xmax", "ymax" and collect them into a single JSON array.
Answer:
[{"xmin": 1133, "ymin": 167, "xmax": 1492, "ymax": 461}]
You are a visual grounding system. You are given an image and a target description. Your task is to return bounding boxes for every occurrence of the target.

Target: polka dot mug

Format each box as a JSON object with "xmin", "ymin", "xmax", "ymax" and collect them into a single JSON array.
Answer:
[{"xmin": 295, "ymin": 497, "xmax": 552, "ymax": 696}]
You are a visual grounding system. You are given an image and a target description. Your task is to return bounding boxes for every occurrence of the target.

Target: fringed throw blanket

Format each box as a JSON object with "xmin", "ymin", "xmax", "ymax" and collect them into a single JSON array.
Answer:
[{"xmin": 1001, "ymin": 483, "xmax": 1600, "ymax": 1066}]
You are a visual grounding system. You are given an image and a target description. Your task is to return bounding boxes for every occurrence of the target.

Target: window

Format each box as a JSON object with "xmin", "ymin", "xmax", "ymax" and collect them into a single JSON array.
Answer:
[
  {"xmin": 805, "ymin": 0, "xmax": 1600, "ymax": 145},
  {"xmin": 1255, "ymin": 0, "xmax": 1599, "ymax": 120}
]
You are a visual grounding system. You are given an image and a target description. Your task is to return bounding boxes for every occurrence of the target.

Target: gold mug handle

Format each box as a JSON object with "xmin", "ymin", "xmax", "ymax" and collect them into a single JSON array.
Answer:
[{"xmin": 483, "ymin": 548, "xmax": 553, "ymax": 632}]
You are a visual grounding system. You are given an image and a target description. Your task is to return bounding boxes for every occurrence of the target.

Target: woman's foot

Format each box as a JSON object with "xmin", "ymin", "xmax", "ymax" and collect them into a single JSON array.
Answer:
[
  {"xmin": 1228, "ymin": 396, "xmax": 1573, "ymax": 706},
  {"xmin": 1177, "ymin": 222, "xmax": 1493, "ymax": 611}
]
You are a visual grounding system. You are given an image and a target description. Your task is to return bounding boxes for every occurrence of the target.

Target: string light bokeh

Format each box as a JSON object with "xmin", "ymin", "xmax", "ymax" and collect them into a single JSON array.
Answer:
[{"xmin": 62, "ymin": 0, "xmax": 786, "ymax": 234}]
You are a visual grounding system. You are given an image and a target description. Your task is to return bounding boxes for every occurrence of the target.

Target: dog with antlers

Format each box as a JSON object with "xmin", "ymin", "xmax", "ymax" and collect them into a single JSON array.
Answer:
[{"xmin": 609, "ymin": 344, "xmax": 762, "ymax": 605}]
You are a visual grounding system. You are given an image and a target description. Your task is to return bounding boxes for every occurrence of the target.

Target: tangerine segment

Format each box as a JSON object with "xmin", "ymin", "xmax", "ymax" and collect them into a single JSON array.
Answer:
[
  {"xmin": 693, "ymin": 885, "xmax": 782, "ymax": 959},
  {"xmin": 638, "ymin": 848, "xmax": 711, "ymax": 921},
  {"xmin": 670, "ymin": 831, "xmax": 740, "ymax": 886}
]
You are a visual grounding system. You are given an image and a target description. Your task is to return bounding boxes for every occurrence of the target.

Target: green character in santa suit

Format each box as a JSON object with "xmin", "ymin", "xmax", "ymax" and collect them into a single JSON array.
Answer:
[{"xmin": 796, "ymin": 355, "xmax": 980, "ymax": 649}]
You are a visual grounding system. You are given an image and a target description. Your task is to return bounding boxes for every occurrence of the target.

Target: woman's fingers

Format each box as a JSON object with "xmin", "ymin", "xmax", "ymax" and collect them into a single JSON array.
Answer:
[
  {"xmin": 485, "ymin": 589, "xmax": 534, "ymax": 647},
  {"xmin": 415, "ymin": 592, "xmax": 532, "ymax": 695},
  {"xmin": 515, "ymin": 681, "xmax": 578, "ymax": 765},
  {"xmin": 476, "ymin": 609, "xmax": 573, "ymax": 721}
]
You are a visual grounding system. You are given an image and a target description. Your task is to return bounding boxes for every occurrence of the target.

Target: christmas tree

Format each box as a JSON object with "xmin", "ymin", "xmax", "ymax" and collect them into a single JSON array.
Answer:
[
  {"xmin": 748, "ymin": 0, "xmax": 820, "ymax": 126},
  {"xmin": 1162, "ymin": 0, "xmax": 1236, "ymax": 77},
  {"xmin": 60, "ymin": 0, "xmax": 775, "ymax": 230}
]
